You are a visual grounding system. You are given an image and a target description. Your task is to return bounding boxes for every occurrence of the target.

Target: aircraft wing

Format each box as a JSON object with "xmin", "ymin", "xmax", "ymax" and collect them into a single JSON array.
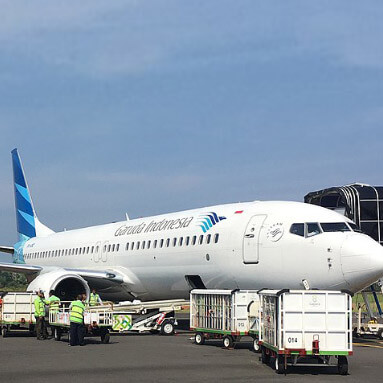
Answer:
[
  {"xmin": 0, "ymin": 246, "xmax": 14, "ymax": 254},
  {"xmin": 0, "ymin": 262, "xmax": 42, "ymax": 274},
  {"xmin": 0, "ymin": 262, "xmax": 125, "ymax": 283}
]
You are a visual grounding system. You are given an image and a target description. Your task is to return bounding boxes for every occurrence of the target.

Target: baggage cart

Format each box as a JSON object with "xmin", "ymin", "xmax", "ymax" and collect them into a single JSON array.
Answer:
[
  {"xmin": 0, "ymin": 292, "xmax": 36, "ymax": 337},
  {"xmin": 258, "ymin": 289, "xmax": 353, "ymax": 375},
  {"xmin": 190, "ymin": 289, "xmax": 260, "ymax": 349},
  {"xmin": 49, "ymin": 304, "xmax": 113, "ymax": 343}
]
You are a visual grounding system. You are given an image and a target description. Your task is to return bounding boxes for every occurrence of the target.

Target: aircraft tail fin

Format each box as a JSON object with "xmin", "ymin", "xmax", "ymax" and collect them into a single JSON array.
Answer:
[{"xmin": 11, "ymin": 148, "xmax": 54, "ymax": 242}]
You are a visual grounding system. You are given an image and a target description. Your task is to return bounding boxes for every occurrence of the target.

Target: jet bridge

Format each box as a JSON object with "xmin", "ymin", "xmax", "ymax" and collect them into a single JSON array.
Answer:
[{"xmin": 305, "ymin": 183, "xmax": 383, "ymax": 317}]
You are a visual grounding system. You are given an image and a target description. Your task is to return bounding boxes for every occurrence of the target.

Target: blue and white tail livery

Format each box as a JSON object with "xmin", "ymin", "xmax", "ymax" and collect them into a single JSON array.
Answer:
[
  {"xmin": 11, "ymin": 149, "xmax": 54, "ymax": 263},
  {"xmin": 1, "ymin": 149, "xmax": 383, "ymax": 301}
]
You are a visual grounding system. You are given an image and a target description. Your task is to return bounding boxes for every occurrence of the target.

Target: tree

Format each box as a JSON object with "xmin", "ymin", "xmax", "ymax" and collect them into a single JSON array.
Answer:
[{"xmin": 0, "ymin": 271, "xmax": 27, "ymax": 291}]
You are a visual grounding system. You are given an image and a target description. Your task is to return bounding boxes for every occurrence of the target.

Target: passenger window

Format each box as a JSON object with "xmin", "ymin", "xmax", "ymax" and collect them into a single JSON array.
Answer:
[
  {"xmin": 108, "ymin": 245, "xmax": 111, "ymax": 252},
  {"xmin": 185, "ymin": 236, "xmax": 190, "ymax": 246},
  {"xmin": 154, "ymin": 240, "xmax": 157, "ymax": 249},
  {"xmin": 83, "ymin": 247, "xmax": 86, "ymax": 254},
  {"xmin": 96, "ymin": 246, "xmax": 99, "ymax": 253},
  {"xmin": 206, "ymin": 234, "xmax": 211, "ymax": 244},
  {"xmin": 214, "ymin": 233, "xmax": 219, "ymax": 243},
  {"xmin": 91, "ymin": 246, "xmax": 94, "ymax": 253},
  {"xmin": 136, "ymin": 242, "xmax": 140, "ymax": 250},
  {"xmin": 290, "ymin": 223, "xmax": 304, "ymax": 237},
  {"xmin": 147, "ymin": 241, "xmax": 151, "ymax": 249},
  {"xmin": 199, "ymin": 235, "xmax": 204, "ymax": 245},
  {"xmin": 160, "ymin": 239, "xmax": 164, "ymax": 248},
  {"xmin": 103, "ymin": 245, "xmax": 107, "ymax": 252},
  {"xmin": 306, "ymin": 223, "xmax": 321, "ymax": 237},
  {"xmin": 179, "ymin": 237, "xmax": 183, "ymax": 246},
  {"xmin": 112, "ymin": 244, "xmax": 115, "ymax": 252},
  {"xmin": 116, "ymin": 244, "xmax": 120, "ymax": 252},
  {"xmin": 131, "ymin": 242, "xmax": 134, "ymax": 250},
  {"xmin": 173, "ymin": 238, "xmax": 177, "ymax": 247},
  {"xmin": 142, "ymin": 241, "xmax": 146, "ymax": 249},
  {"xmin": 166, "ymin": 238, "xmax": 170, "ymax": 247},
  {"xmin": 126, "ymin": 243, "xmax": 129, "ymax": 251},
  {"xmin": 192, "ymin": 236, "xmax": 197, "ymax": 245}
]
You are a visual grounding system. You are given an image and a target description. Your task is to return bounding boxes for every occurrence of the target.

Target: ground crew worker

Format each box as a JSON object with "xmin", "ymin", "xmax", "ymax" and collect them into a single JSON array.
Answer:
[
  {"xmin": 69, "ymin": 294, "xmax": 86, "ymax": 346},
  {"xmin": 89, "ymin": 289, "xmax": 102, "ymax": 306},
  {"xmin": 48, "ymin": 290, "xmax": 60, "ymax": 313},
  {"xmin": 34, "ymin": 290, "xmax": 48, "ymax": 340}
]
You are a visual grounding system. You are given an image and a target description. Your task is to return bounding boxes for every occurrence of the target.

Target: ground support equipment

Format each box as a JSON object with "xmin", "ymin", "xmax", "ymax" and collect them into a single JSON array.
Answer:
[{"xmin": 190, "ymin": 289, "xmax": 260, "ymax": 350}]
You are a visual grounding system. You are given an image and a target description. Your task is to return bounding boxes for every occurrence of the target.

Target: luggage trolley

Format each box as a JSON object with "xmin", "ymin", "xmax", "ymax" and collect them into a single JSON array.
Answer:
[
  {"xmin": 258, "ymin": 289, "xmax": 353, "ymax": 375},
  {"xmin": 190, "ymin": 289, "xmax": 260, "ymax": 350},
  {"xmin": 49, "ymin": 303, "xmax": 113, "ymax": 343},
  {"xmin": 0, "ymin": 292, "xmax": 36, "ymax": 337}
]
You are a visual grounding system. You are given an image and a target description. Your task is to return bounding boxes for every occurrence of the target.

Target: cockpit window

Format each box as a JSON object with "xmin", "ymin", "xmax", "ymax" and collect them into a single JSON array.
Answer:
[
  {"xmin": 307, "ymin": 223, "xmax": 321, "ymax": 237},
  {"xmin": 320, "ymin": 222, "xmax": 350, "ymax": 232},
  {"xmin": 290, "ymin": 223, "xmax": 304, "ymax": 237},
  {"xmin": 348, "ymin": 222, "xmax": 362, "ymax": 232}
]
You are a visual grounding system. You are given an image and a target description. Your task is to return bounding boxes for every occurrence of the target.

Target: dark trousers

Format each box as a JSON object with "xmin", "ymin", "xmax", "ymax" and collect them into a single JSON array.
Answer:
[
  {"xmin": 70, "ymin": 322, "xmax": 85, "ymax": 346},
  {"xmin": 35, "ymin": 316, "xmax": 48, "ymax": 339}
]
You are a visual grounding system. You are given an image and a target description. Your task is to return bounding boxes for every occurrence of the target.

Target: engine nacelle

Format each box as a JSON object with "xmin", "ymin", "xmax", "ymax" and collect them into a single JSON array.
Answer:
[{"xmin": 27, "ymin": 269, "xmax": 90, "ymax": 300}]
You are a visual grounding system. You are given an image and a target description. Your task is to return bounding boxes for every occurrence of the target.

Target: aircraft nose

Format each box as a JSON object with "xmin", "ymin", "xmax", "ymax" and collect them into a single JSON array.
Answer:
[{"xmin": 341, "ymin": 234, "xmax": 383, "ymax": 292}]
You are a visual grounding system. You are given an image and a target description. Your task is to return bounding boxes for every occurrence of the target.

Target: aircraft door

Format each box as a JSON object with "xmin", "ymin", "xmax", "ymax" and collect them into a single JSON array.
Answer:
[
  {"xmin": 101, "ymin": 241, "xmax": 109, "ymax": 262},
  {"xmin": 93, "ymin": 241, "xmax": 101, "ymax": 263},
  {"xmin": 243, "ymin": 215, "xmax": 267, "ymax": 264}
]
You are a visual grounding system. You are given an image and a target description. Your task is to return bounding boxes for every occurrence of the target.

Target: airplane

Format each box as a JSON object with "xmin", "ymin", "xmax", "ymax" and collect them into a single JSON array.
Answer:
[{"xmin": 1, "ymin": 148, "xmax": 383, "ymax": 301}]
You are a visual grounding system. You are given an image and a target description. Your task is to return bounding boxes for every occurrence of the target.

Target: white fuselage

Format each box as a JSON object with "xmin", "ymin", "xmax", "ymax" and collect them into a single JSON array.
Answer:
[{"xmin": 21, "ymin": 201, "xmax": 383, "ymax": 300}]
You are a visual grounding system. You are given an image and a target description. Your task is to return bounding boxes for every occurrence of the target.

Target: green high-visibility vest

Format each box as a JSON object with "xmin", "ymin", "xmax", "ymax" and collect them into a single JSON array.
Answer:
[
  {"xmin": 48, "ymin": 295, "xmax": 60, "ymax": 312},
  {"xmin": 70, "ymin": 300, "xmax": 85, "ymax": 323},
  {"xmin": 89, "ymin": 293, "xmax": 100, "ymax": 306},
  {"xmin": 34, "ymin": 297, "xmax": 45, "ymax": 317}
]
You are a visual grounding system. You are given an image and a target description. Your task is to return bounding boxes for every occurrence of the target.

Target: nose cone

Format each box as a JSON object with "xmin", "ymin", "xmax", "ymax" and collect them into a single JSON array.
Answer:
[{"xmin": 341, "ymin": 234, "xmax": 383, "ymax": 292}]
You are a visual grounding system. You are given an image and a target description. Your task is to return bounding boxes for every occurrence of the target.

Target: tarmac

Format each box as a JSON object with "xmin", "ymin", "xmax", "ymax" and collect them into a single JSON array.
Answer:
[{"xmin": 0, "ymin": 328, "xmax": 382, "ymax": 383}]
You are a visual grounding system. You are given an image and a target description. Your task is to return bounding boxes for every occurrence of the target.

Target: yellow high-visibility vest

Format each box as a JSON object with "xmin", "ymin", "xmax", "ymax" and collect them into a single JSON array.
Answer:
[
  {"xmin": 70, "ymin": 300, "xmax": 85, "ymax": 323},
  {"xmin": 34, "ymin": 297, "xmax": 45, "ymax": 317},
  {"xmin": 48, "ymin": 295, "xmax": 60, "ymax": 312},
  {"xmin": 89, "ymin": 293, "xmax": 100, "ymax": 306}
]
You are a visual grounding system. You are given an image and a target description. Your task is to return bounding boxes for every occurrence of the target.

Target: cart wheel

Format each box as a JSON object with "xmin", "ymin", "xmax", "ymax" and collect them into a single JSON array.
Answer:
[
  {"xmin": 54, "ymin": 328, "xmax": 62, "ymax": 341},
  {"xmin": 160, "ymin": 320, "xmax": 175, "ymax": 336},
  {"xmin": 223, "ymin": 335, "xmax": 234, "ymax": 349},
  {"xmin": 101, "ymin": 332, "xmax": 110, "ymax": 344},
  {"xmin": 261, "ymin": 347, "xmax": 270, "ymax": 364},
  {"xmin": 337, "ymin": 356, "xmax": 348, "ymax": 375},
  {"xmin": 275, "ymin": 355, "xmax": 286, "ymax": 374},
  {"xmin": 252, "ymin": 337, "xmax": 261, "ymax": 353},
  {"xmin": 194, "ymin": 332, "xmax": 205, "ymax": 345},
  {"xmin": 1, "ymin": 327, "xmax": 7, "ymax": 338},
  {"xmin": 377, "ymin": 329, "xmax": 383, "ymax": 340}
]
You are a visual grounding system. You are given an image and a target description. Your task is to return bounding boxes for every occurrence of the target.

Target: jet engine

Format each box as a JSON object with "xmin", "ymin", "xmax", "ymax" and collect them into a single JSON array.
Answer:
[{"xmin": 27, "ymin": 269, "xmax": 90, "ymax": 300}]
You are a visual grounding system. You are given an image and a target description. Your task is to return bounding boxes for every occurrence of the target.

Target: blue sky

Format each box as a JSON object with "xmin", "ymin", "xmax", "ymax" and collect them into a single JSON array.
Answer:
[{"xmin": 1, "ymin": 1, "xmax": 383, "ymax": 261}]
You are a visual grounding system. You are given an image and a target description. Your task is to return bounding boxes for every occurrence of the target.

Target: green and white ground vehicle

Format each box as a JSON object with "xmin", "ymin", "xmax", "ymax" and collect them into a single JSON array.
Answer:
[
  {"xmin": 258, "ymin": 289, "xmax": 353, "ymax": 375},
  {"xmin": 49, "ymin": 304, "xmax": 113, "ymax": 343},
  {"xmin": 0, "ymin": 292, "xmax": 36, "ymax": 337},
  {"xmin": 190, "ymin": 289, "xmax": 260, "ymax": 349}
]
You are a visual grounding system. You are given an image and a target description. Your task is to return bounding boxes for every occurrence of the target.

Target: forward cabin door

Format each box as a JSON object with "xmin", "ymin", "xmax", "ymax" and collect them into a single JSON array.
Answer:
[{"xmin": 243, "ymin": 215, "xmax": 267, "ymax": 264}]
